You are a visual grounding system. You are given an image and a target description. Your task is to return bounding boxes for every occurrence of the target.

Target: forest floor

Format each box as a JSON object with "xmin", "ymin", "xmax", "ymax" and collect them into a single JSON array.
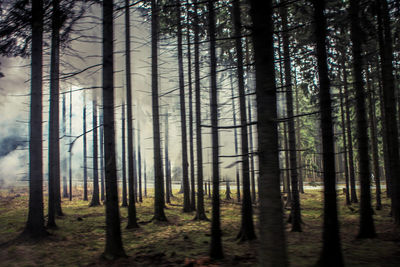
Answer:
[{"xmin": 0, "ymin": 187, "xmax": 399, "ymax": 266}]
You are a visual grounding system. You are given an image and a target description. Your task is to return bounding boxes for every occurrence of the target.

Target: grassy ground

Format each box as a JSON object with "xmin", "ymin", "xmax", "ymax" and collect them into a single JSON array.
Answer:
[{"xmin": 0, "ymin": 187, "xmax": 399, "ymax": 266}]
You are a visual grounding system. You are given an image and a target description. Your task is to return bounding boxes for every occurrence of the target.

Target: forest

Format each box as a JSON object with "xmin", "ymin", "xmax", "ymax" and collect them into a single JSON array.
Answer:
[{"xmin": 0, "ymin": 0, "xmax": 399, "ymax": 266}]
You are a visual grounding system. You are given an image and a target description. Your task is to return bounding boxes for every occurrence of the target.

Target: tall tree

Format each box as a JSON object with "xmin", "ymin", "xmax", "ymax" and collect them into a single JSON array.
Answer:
[
  {"xmin": 377, "ymin": 0, "xmax": 400, "ymax": 226},
  {"xmin": 47, "ymin": 0, "xmax": 61, "ymax": 228},
  {"xmin": 137, "ymin": 121, "xmax": 143, "ymax": 203},
  {"xmin": 69, "ymin": 88, "xmax": 73, "ymax": 201},
  {"xmin": 193, "ymin": 0, "xmax": 207, "ymax": 221},
  {"xmin": 62, "ymin": 94, "xmax": 68, "ymax": 198},
  {"xmin": 248, "ymin": 0, "xmax": 287, "ymax": 265},
  {"xmin": 102, "ymin": 0, "xmax": 126, "ymax": 259},
  {"xmin": 164, "ymin": 111, "xmax": 171, "ymax": 204},
  {"xmin": 176, "ymin": 0, "xmax": 191, "ymax": 213},
  {"xmin": 23, "ymin": 0, "xmax": 47, "ymax": 238},
  {"xmin": 229, "ymin": 74, "xmax": 240, "ymax": 202},
  {"xmin": 125, "ymin": 0, "xmax": 139, "ymax": 228},
  {"xmin": 100, "ymin": 112, "xmax": 105, "ymax": 202},
  {"xmin": 121, "ymin": 102, "xmax": 128, "ymax": 207},
  {"xmin": 83, "ymin": 92, "xmax": 88, "ymax": 201},
  {"xmin": 152, "ymin": 0, "xmax": 167, "ymax": 221},
  {"xmin": 232, "ymin": 0, "xmax": 255, "ymax": 242},
  {"xmin": 90, "ymin": 100, "xmax": 101, "ymax": 207},
  {"xmin": 312, "ymin": 0, "xmax": 344, "ymax": 265},
  {"xmin": 349, "ymin": 0, "xmax": 375, "ymax": 238}
]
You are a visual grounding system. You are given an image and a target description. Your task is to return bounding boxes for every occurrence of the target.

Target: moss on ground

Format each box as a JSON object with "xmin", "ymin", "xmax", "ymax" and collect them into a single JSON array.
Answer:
[{"xmin": 0, "ymin": 187, "xmax": 399, "ymax": 266}]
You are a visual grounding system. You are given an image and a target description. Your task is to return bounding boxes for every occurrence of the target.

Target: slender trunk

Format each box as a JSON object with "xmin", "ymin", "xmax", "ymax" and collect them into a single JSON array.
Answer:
[
  {"xmin": 226, "ymin": 181, "xmax": 231, "ymax": 200},
  {"xmin": 338, "ymin": 71, "xmax": 351, "ymax": 205},
  {"xmin": 100, "ymin": 113, "xmax": 105, "ymax": 202},
  {"xmin": 48, "ymin": 0, "xmax": 61, "ymax": 228},
  {"xmin": 187, "ymin": 4, "xmax": 196, "ymax": 211},
  {"xmin": 280, "ymin": 1, "xmax": 301, "ymax": 232},
  {"xmin": 125, "ymin": 0, "xmax": 138, "ymax": 228},
  {"xmin": 138, "ymin": 123, "xmax": 142, "ymax": 203},
  {"xmin": 313, "ymin": 1, "xmax": 344, "ymax": 265},
  {"xmin": 176, "ymin": 0, "xmax": 191, "ymax": 212},
  {"xmin": 249, "ymin": 0, "xmax": 287, "ymax": 265},
  {"xmin": 90, "ymin": 100, "xmax": 100, "ymax": 207},
  {"xmin": 247, "ymin": 98, "xmax": 256, "ymax": 204},
  {"xmin": 165, "ymin": 113, "xmax": 170, "ymax": 204},
  {"xmin": 366, "ymin": 69, "xmax": 381, "ymax": 210},
  {"xmin": 102, "ymin": 0, "xmax": 126, "ymax": 259},
  {"xmin": 193, "ymin": 0, "xmax": 207, "ymax": 221},
  {"xmin": 229, "ymin": 74, "xmax": 240, "ymax": 202},
  {"xmin": 144, "ymin": 161, "xmax": 147, "ymax": 197},
  {"xmin": 69, "ymin": 88, "xmax": 72, "ymax": 201},
  {"xmin": 62, "ymin": 94, "xmax": 68, "ymax": 198},
  {"xmin": 232, "ymin": 0, "xmax": 255, "ymax": 241},
  {"xmin": 121, "ymin": 102, "xmax": 128, "ymax": 207},
  {"xmin": 208, "ymin": 0, "xmax": 223, "ymax": 259},
  {"xmin": 293, "ymin": 69, "xmax": 304, "ymax": 194},
  {"xmin": 83, "ymin": 92, "xmax": 88, "ymax": 202},
  {"xmin": 342, "ymin": 53, "xmax": 358, "ymax": 203},
  {"xmin": 151, "ymin": 0, "xmax": 167, "ymax": 221},
  {"xmin": 24, "ymin": 0, "xmax": 47, "ymax": 238},
  {"xmin": 350, "ymin": 0, "xmax": 376, "ymax": 238},
  {"xmin": 377, "ymin": 0, "xmax": 400, "ymax": 225}
]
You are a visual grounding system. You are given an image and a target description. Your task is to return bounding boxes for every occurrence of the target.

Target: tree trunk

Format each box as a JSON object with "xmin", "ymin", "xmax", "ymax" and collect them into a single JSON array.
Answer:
[
  {"xmin": 208, "ymin": 0, "xmax": 223, "ymax": 259},
  {"xmin": 312, "ymin": 1, "xmax": 344, "ymax": 265},
  {"xmin": 342, "ymin": 53, "xmax": 358, "ymax": 204},
  {"xmin": 151, "ymin": 0, "xmax": 167, "ymax": 222},
  {"xmin": 293, "ymin": 69, "xmax": 304, "ymax": 194},
  {"xmin": 102, "ymin": 0, "xmax": 126, "ymax": 259},
  {"xmin": 144, "ymin": 161, "xmax": 147, "ymax": 197},
  {"xmin": 165, "ymin": 112, "xmax": 171, "ymax": 204},
  {"xmin": 90, "ymin": 100, "xmax": 100, "ymax": 207},
  {"xmin": 100, "ymin": 112, "xmax": 105, "ymax": 202},
  {"xmin": 193, "ymin": 0, "xmax": 207, "ymax": 221},
  {"xmin": 83, "ymin": 92, "xmax": 88, "ymax": 202},
  {"xmin": 121, "ymin": 102, "xmax": 128, "ymax": 207},
  {"xmin": 249, "ymin": 0, "xmax": 287, "ymax": 265},
  {"xmin": 366, "ymin": 68, "xmax": 381, "ymax": 210},
  {"xmin": 247, "ymin": 97, "xmax": 256, "ymax": 204},
  {"xmin": 176, "ymin": 0, "xmax": 191, "ymax": 213},
  {"xmin": 69, "ymin": 88, "xmax": 72, "ymax": 201},
  {"xmin": 24, "ymin": 0, "xmax": 47, "ymax": 238},
  {"xmin": 232, "ymin": 0, "xmax": 255, "ymax": 242},
  {"xmin": 280, "ymin": 1, "xmax": 302, "ymax": 232},
  {"xmin": 125, "ymin": 0, "xmax": 139, "ymax": 228},
  {"xmin": 138, "ymin": 122, "xmax": 143, "ymax": 203},
  {"xmin": 62, "ymin": 94, "xmax": 68, "ymax": 199},
  {"xmin": 48, "ymin": 0, "xmax": 61, "ymax": 228},
  {"xmin": 377, "ymin": 0, "xmax": 400, "ymax": 226},
  {"xmin": 349, "ymin": 0, "xmax": 376, "ymax": 238}
]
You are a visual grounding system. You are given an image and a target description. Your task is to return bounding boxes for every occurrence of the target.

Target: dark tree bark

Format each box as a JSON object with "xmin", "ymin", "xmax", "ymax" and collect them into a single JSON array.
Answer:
[
  {"xmin": 100, "ymin": 112, "xmax": 105, "ymax": 202},
  {"xmin": 69, "ymin": 88, "xmax": 72, "ymax": 201},
  {"xmin": 232, "ymin": 0, "xmax": 255, "ymax": 242},
  {"xmin": 62, "ymin": 94, "xmax": 68, "ymax": 199},
  {"xmin": 144, "ymin": 161, "xmax": 147, "ymax": 197},
  {"xmin": 193, "ymin": 0, "xmax": 207, "ymax": 221},
  {"xmin": 165, "ymin": 112, "xmax": 171, "ymax": 204},
  {"xmin": 280, "ymin": 1, "xmax": 302, "ymax": 232},
  {"xmin": 226, "ymin": 181, "xmax": 231, "ymax": 200},
  {"xmin": 247, "ymin": 98, "xmax": 256, "ymax": 204},
  {"xmin": 377, "ymin": 0, "xmax": 400, "ymax": 226},
  {"xmin": 83, "ymin": 92, "xmax": 88, "ymax": 202},
  {"xmin": 102, "ymin": 0, "xmax": 126, "ymax": 259},
  {"xmin": 121, "ymin": 102, "xmax": 128, "ymax": 207},
  {"xmin": 366, "ymin": 69, "xmax": 381, "ymax": 210},
  {"xmin": 208, "ymin": 0, "xmax": 223, "ymax": 259},
  {"xmin": 138, "ymin": 123, "xmax": 143, "ymax": 203},
  {"xmin": 187, "ymin": 4, "xmax": 196, "ymax": 211},
  {"xmin": 90, "ymin": 100, "xmax": 101, "ymax": 207},
  {"xmin": 293, "ymin": 70, "xmax": 304, "ymax": 194},
  {"xmin": 349, "ymin": 0, "xmax": 376, "ymax": 238},
  {"xmin": 176, "ymin": 0, "xmax": 191, "ymax": 213},
  {"xmin": 342, "ymin": 53, "xmax": 358, "ymax": 204},
  {"xmin": 125, "ymin": 0, "xmax": 139, "ymax": 228},
  {"xmin": 338, "ymin": 71, "xmax": 351, "ymax": 206},
  {"xmin": 229, "ymin": 74, "xmax": 241, "ymax": 202},
  {"xmin": 48, "ymin": 0, "xmax": 61, "ymax": 228},
  {"xmin": 151, "ymin": 0, "xmax": 167, "ymax": 222},
  {"xmin": 248, "ymin": 0, "xmax": 287, "ymax": 265},
  {"xmin": 23, "ymin": 0, "xmax": 47, "ymax": 238},
  {"xmin": 312, "ymin": 1, "xmax": 344, "ymax": 265}
]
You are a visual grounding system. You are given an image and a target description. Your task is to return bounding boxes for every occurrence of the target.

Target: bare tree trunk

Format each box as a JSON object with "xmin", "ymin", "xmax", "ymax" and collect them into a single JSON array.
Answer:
[
  {"xmin": 24, "ymin": 0, "xmax": 47, "ymax": 238},
  {"xmin": 176, "ymin": 0, "xmax": 191, "ymax": 212},
  {"xmin": 100, "ymin": 112, "xmax": 105, "ymax": 202},
  {"xmin": 349, "ymin": 0, "xmax": 376, "ymax": 238},
  {"xmin": 312, "ymin": 1, "xmax": 344, "ymax": 265},
  {"xmin": 121, "ymin": 102, "xmax": 128, "ymax": 207},
  {"xmin": 193, "ymin": 0, "xmax": 207, "ymax": 221},
  {"xmin": 293, "ymin": 69, "xmax": 304, "ymax": 194},
  {"xmin": 83, "ymin": 92, "xmax": 88, "ymax": 202},
  {"xmin": 138, "ymin": 122, "xmax": 142, "ymax": 203},
  {"xmin": 151, "ymin": 0, "xmax": 167, "ymax": 221},
  {"xmin": 280, "ymin": 1, "xmax": 302, "ymax": 232},
  {"xmin": 144, "ymin": 161, "xmax": 147, "ymax": 197},
  {"xmin": 165, "ymin": 112, "xmax": 171, "ymax": 204},
  {"xmin": 232, "ymin": 0, "xmax": 255, "ymax": 242},
  {"xmin": 208, "ymin": 0, "xmax": 223, "ymax": 259},
  {"xmin": 247, "ymin": 98, "xmax": 256, "ymax": 204},
  {"xmin": 48, "ymin": 0, "xmax": 61, "ymax": 228},
  {"xmin": 69, "ymin": 88, "xmax": 72, "ymax": 201},
  {"xmin": 90, "ymin": 100, "xmax": 100, "ymax": 207},
  {"xmin": 102, "ymin": 0, "xmax": 126, "ymax": 259},
  {"xmin": 249, "ymin": 0, "xmax": 287, "ymax": 265},
  {"xmin": 125, "ymin": 0, "xmax": 139, "ymax": 228},
  {"xmin": 62, "ymin": 94, "xmax": 68, "ymax": 199},
  {"xmin": 229, "ymin": 74, "xmax": 240, "ymax": 202}
]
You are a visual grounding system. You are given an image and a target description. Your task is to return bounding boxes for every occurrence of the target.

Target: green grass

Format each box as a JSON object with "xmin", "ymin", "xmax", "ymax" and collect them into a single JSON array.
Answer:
[{"xmin": 0, "ymin": 187, "xmax": 399, "ymax": 266}]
